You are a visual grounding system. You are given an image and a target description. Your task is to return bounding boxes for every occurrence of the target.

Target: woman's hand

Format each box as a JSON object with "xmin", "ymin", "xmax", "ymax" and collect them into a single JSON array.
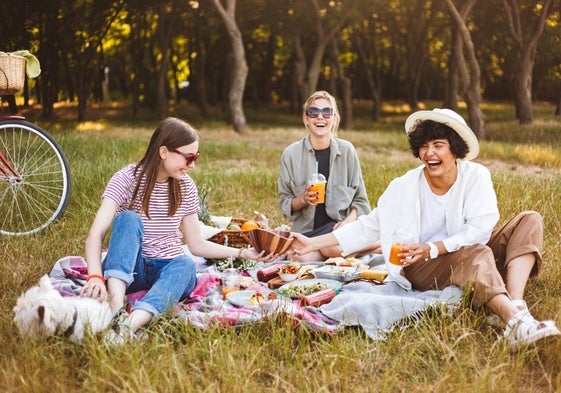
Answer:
[
  {"xmin": 288, "ymin": 232, "xmax": 315, "ymax": 256},
  {"xmin": 242, "ymin": 247, "xmax": 279, "ymax": 262},
  {"xmin": 80, "ymin": 276, "xmax": 108, "ymax": 302},
  {"xmin": 399, "ymin": 243, "xmax": 431, "ymax": 267}
]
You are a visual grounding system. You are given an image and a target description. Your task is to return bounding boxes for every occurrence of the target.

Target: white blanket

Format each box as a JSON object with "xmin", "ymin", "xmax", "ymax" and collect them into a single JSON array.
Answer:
[{"xmin": 319, "ymin": 281, "xmax": 463, "ymax": 340}]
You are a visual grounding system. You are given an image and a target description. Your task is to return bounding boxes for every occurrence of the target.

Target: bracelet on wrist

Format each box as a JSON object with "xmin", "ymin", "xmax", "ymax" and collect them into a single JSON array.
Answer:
[
  {"xmin": 86, "ymin": 274, "xmax": 105, "ymax": 284},
  {"xmin": 237, "ymin": 248, "xmax": 244, "ymax": 259}
]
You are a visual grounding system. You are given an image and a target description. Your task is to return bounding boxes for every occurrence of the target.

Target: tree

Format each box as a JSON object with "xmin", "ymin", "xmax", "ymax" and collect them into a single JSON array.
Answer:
[
  {"xmin": 444, "ymin": 0, "xmax": 485, "ymax": 139},
  {"xmin": 501, "ymin": 0, "xmax": 555, "ymax": 124},
  {"xmin": 210, "ymin": 0, "xmax": 248, "ymax": 132},
  {"xmin": 290, "ymin": 0, "xmax": 358, "ymax": 103}
]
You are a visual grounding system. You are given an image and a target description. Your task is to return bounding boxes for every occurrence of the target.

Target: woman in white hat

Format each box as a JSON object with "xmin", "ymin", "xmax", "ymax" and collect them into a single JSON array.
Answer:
[{"xmin": 290, "ymin": 108, "xmax": 560, "ymax": 349}]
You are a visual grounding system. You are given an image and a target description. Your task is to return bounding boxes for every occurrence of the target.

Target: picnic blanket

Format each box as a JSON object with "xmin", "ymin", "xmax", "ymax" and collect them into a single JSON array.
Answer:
[{"xmin": 47, "ymin": 255, "xmax": 463, "ymax": 340}]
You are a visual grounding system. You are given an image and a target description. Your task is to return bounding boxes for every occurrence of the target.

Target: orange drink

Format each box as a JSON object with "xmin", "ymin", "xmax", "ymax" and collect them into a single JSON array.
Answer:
[
  {"xmin": 389, "ymin": 228, "xmax": 415, "ymax": 266},
  {"xmin": 308, "ymin": 181, "xmax": 326, "ymax": 204},
  {"xmin": 222, "ymin": 267, "xmax": 241, "ymax": 300},
  {"xmin": 389, "ymin": 244, "xmax": 403, "ymax": 265},
  {"xmin": 222, "ymin": 285, "xmax": 240, "ymax": 300},
  {"xmin": 308, "ymin": 173, "xmax": 327, "ymax": 205}
]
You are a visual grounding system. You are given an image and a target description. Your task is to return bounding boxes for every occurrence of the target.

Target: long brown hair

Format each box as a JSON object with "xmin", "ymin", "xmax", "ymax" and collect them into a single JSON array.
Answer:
[{"xmin": 129, "ymin": 117, "xmax": 199, "ymax": 218}]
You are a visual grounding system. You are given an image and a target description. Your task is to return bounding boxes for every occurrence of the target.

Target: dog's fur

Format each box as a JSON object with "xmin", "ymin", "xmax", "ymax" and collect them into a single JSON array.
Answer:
[{"xmin": 13, "ymin": 275, "xmax": 113, "ymax": 342}]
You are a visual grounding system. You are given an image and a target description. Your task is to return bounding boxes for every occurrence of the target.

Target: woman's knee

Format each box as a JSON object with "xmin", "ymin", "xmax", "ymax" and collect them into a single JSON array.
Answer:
[{"xmin": 517, "ymin": 210, "xmax": 544, "ymax": 230}]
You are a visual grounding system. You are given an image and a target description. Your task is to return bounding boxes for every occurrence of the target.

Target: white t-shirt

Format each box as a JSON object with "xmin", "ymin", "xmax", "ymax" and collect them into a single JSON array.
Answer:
[{"xmin": 418, "ymin": 174, "xmax": 452, "ymax": 243}]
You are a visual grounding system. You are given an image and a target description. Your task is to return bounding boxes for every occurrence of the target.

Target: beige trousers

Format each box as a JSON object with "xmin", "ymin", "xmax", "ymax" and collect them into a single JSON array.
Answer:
[{"xmin": 403, "ymin": 211, "xmax": 544, "ymax": 309}]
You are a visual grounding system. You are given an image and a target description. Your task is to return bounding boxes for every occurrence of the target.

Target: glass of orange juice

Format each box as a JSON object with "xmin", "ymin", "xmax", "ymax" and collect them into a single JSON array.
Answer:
[
  {"xmin": 307, "ymin": 173, "xmax": 326, "ymax": 204},
  {"xmin": 389, "ymin": 228, "xmax": 415, "ymax": 266},
  {"xmin": 222, "ymin": 268, "xmax": 240, "ymax": 300}
]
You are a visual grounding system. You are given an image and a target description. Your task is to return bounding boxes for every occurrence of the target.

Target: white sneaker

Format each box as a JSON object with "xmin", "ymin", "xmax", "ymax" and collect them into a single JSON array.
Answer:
[
  {"xmin": 104, "ymin": 308, "xmax": 135, "ymax": 346},
  {"xmin": 104, "ymin": 307, "xmax": 150, "ymax": 346},
  {"xmin": 504, "ymin": 310, "xmax": 561, "ymax": 350}
]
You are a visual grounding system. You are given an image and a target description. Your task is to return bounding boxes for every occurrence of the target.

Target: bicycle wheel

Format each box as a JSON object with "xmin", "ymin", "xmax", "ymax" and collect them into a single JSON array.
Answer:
[{"xmin": 0, "ymin": 119, "xmax": 71, "ymax": 235}]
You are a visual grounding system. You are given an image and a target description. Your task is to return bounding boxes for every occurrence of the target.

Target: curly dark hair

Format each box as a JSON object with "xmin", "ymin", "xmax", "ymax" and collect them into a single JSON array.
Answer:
[{"xmin": 407, "ymin": 120, "xmax": 469, "ymax": 159}]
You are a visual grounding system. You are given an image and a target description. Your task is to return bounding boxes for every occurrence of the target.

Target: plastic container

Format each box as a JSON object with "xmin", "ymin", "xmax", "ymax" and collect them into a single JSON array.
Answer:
[{"xmin": 221, "ymin": 268, "xmax": 241, "ymax": 300}]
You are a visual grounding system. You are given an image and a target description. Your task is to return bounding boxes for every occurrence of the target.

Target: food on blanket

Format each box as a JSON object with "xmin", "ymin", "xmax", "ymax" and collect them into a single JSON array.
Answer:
[
  {"xmin": 279, "ymin": 281, "xmax": 329, "ymax": 297},
  {"xmin": 249, "ymin": 290, "xmax": 266, "ymax": 305},
  {"xmin": 241, "ymin": 220, "xmax": 260, "ymax": 231},
  {"xmin": 279, "ymin": 262, "xmax": 301, "ymax": 274},
  {"xmin": 256, "ymin": 263, "xmax": 284, "ymax": 282},
  {"xmin": 358, "ymin": 270, "xmax": 388, "ymax": 281},
  {"xmin": 267, "ymin": 292, "xmax": 277, "ymax": 300},
  {"xmin": 300, "ymin": 288, "xmax": 337, "ymax": 307},
  {"xmin": 279, "ymin": 262, "xmax": 301, "ymax": 282},
  {"xmin": 239, "ymin": 276, "xmax": 254, "ymax": 288},
  {"xmin": 324, "ymin": 257, "xmax": 361, "ymax": 267},
  {"xmin": 312, "ymin": 265, "xmax": 359, "ymax": 282}
]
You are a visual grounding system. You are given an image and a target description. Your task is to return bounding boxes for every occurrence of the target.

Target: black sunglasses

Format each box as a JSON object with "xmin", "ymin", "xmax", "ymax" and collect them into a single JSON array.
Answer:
[
  {"xmin": 171, "ymin": 149, "xmax": 200, "ymax": 165},
  {"xmin": 306, "ymin": 106, "xmax": 334, "ymax": 119}
]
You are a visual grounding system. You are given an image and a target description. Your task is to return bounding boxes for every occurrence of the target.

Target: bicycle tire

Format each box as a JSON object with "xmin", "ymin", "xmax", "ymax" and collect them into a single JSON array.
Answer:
[{"xmin": 0, "ymin": 119, "xmax": 71, "ymax": 235}]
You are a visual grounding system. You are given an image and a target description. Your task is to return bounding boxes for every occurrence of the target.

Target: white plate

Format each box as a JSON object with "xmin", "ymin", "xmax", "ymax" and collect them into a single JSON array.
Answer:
[
  {"xmin": 278, "ymin": 278, "xmax": 342, "ymax": 299},
  {"xmin": 312, "ymin": 265, "xmax": 360, "ymax": 282},
  {"xmin": 227, "ymin": 289, "xmax": 273, "ymax": 307}
]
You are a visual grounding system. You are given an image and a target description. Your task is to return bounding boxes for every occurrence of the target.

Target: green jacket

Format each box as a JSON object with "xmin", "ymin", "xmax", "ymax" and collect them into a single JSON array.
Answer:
[{"xmin": 278, "ymin": 135, "xmax": 371, "ymax": 233}]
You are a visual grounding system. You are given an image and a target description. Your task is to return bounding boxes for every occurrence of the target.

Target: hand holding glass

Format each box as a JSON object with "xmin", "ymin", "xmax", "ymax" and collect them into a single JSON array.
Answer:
[{"xmin": 389, "ymin": 228, "xmax": 416, "ymax": 266}]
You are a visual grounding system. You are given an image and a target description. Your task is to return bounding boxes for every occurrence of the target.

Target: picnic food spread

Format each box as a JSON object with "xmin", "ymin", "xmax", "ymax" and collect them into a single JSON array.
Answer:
[{"xmin": 224, "ymin": 257, "xmax": 388, "ymax": 308}]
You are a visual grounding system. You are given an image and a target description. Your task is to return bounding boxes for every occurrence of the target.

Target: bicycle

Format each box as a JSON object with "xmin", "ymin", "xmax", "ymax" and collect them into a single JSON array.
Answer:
[{"xmin": 1, "ymin": 53, "xmax": 71, "ymax": 236}]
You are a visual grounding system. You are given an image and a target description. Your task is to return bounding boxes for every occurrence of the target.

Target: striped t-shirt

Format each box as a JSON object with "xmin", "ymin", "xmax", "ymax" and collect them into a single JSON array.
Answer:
[{"xmin": 102, "ymin": 164, "xmax": 200, "ymax": 259}]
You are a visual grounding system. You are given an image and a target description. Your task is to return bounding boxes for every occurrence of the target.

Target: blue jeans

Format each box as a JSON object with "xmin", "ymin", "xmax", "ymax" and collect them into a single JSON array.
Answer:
[{"xmin": 102, "ymin": 211, "xmax": 197, "ymax": 316}]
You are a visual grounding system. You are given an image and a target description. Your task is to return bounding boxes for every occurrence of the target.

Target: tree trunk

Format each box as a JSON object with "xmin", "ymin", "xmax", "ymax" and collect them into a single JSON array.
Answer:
[
  {"xmin": 330, "ymin": 41, "xmax": 352, "ymax": 130},
  {"xmin": 513, "ymin": 55, "xmax": 534, "ymax": 124},
  {"xmin": 501, "ymin": 0, "xmax": 553, "ymax": 125},
  {"xmin": 299, "ymin": 0, "xmax": 357, "ymax": 101},
  {"xmin": 444, "ymin": 0, "xmax": 484, "ymax": 139},
  {"xmin": 154, "ymin": 4, "xmax": 178, "ymax": 120},
  {"xmin": 444, "ymin": 26, "xmax": 460, "ymax": 111},
  {"xmin": 211, "ymin": 0, "xmax": 248, "ymax": 133},
  {"xmin": 292, "ymin": 35, "xmax": 307, "ymax": 108},
  {"xmin": 352, "ymin": 32, "xmax": 381, "ymax": 122}
]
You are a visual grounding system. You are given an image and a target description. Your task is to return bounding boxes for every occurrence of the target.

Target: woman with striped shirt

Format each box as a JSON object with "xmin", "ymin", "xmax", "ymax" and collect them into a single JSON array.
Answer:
[{"xmin": 80, "ymin": 117, "xmax": 273, "ymax": 344}]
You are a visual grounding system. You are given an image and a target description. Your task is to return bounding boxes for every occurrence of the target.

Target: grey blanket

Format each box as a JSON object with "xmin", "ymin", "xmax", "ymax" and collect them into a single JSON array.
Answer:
[{"xmin": 319, "ymin": 281, "xmax": 463, "ymax": 340}]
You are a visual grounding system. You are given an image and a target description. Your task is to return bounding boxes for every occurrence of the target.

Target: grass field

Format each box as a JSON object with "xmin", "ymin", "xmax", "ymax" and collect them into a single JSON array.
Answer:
[{"xmin": 1, "ymin": 100, "xmax": 561, "ymax": 392}]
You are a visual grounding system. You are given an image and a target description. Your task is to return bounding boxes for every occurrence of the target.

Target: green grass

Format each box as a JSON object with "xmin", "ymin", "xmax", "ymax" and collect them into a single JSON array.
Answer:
[{"xmin": 2, "ymin": 101, "xmax": 561, "ymax": 392}]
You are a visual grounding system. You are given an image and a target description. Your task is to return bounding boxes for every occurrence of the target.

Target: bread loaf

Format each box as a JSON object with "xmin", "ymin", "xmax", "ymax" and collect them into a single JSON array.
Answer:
[{"xmin": 358, "ymin": 270, "xmax": 388, "ymax": 281}]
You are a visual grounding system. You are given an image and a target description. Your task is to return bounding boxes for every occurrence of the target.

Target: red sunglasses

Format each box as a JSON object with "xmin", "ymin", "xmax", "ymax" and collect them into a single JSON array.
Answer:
[{"xmin": 171, "ymin": 149, "xmax": 200, "ymax": 165}]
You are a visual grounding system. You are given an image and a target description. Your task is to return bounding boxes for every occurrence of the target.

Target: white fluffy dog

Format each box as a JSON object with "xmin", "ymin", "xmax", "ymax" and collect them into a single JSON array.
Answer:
[{"xmin": 13, "ymin": 275, "xmax": 113, "ymax": 343}]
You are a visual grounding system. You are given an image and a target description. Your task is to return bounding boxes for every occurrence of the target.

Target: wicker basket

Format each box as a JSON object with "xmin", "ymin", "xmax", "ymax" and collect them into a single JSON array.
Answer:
[
  {"xmin": 208, "ymin": 218, "xmax": 251, "ymax": 248},
  {"xmin": 0, "ymin": 55, "xmax": 26, "ymax": 95}
]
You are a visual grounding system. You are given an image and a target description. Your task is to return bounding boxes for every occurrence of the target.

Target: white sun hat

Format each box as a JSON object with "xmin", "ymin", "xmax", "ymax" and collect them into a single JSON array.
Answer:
[{"xmin": 404, "ymin": 108, "xmax": 479, "ymax": 161}]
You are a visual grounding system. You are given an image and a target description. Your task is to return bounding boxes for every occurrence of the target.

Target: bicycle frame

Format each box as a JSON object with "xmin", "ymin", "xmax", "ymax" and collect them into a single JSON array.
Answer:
[{"xmin": 0, "ymin": 115, "xmax": 24, "ymax": 180}]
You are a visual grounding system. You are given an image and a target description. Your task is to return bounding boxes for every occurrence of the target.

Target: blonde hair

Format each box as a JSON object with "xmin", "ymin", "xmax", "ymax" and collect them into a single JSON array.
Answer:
[{"xmin": 302, "ymin": 90, "xmax": 340, "ymax": 137}]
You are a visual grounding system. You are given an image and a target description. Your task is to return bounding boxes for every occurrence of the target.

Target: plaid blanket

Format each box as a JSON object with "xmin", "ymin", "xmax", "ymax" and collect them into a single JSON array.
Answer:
[{"xmin": 48, "ymin": 256, "xmax": 462, "ymax": 340}]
